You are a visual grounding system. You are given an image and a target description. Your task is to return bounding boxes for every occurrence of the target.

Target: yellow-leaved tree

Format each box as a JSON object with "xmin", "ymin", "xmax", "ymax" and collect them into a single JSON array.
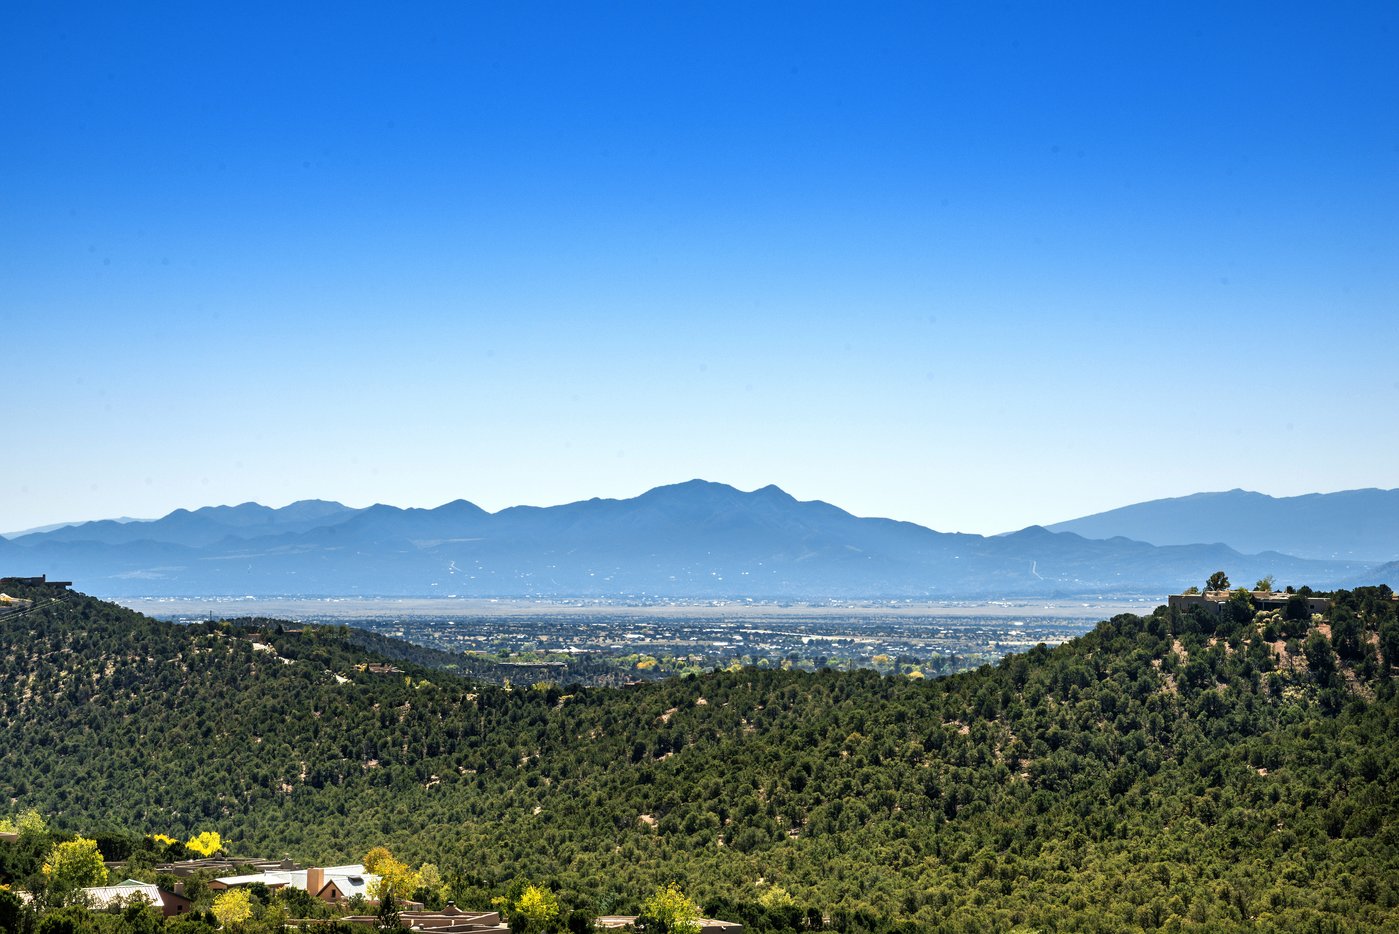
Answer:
[
  {"xmin": 362, "ymin": 847, "xmax": 393, "ymax": 874},
  {"xmin": 513, "ymin": 884, "xmax": 560, "ymax": 934},
  {"xmin": 0, "ymin": 810, "xmax": 48, "ymax": 837},
  {"xmin": 212, "ymin": 888, "xmax": 254, "ymax": 928},
  {"xmin": 363, "ymin": 847, "xmax": 418, "ymax": 902},
  {"xmin": 636, "ymin": 883, "xmax": 701, "ymax": 934},
  {"xmin": 490, "ymin": 883, "xmax": 560, "ymax": 934},
  {"xmin": 415, "ymin": 863, "xmax": 445, "ymax": 904},
  {"xmin": 186, "ymin": 831, "xmax": 223, "ymax": 857},
  {"xmin": 42, "ymin": 838, "xmax": 107, "ymax": 900}
]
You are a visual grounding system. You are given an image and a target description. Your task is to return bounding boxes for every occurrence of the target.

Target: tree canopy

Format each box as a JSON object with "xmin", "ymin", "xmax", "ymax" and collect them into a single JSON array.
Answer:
[
  {"xmin": 637, "ymin": 883, "xmax": 701, "ymax": 934},
  {"xmin": 211, "ymin": 889, "xmax": 253, "ymax": 928},
  {"xmin": 41, "ymin": 838, "xmax": 107, "ymax": 900}
]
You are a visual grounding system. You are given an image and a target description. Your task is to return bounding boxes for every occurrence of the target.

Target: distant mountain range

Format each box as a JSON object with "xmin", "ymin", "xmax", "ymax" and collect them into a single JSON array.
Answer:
[
  {"xmin": 12, "ymin": 499, "xmax": 365, "ymax": 547},
  {"xmin": 2, "ymin": 480, "xmax": 1388, "ymax": 599},
  {"xmin": 1046, "ymin": 488, "xmax": 1399, "ymax": 562},
  {"xmin": 1, "ymin": 516, "xmax": 147, "ymax": 539}
]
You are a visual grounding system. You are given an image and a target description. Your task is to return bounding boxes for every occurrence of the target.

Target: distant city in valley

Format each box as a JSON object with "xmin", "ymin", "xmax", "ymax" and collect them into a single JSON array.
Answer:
[
  {"xmin": 120, "ymin": 596, "xmax": 1147, "ymax": 686},
  {"xmin": 11, "ymin": 481, "xmax": 1396, "ymax": 684}
]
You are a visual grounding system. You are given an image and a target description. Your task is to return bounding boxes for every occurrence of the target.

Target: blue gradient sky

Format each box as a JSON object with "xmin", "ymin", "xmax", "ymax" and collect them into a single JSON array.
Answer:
[{"xmin": 3, "ymin": 2, "xmax": 1396, "ymax": 535}]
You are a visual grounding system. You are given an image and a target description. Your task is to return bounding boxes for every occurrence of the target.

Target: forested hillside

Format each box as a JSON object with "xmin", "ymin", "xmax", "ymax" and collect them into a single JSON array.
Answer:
[{"xmin": 2, "ymin": 582, "xmax": 1397, "ymax": 932}]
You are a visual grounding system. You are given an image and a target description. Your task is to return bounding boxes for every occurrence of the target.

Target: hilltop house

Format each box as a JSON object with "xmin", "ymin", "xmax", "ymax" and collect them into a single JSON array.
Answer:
[
  {"xmin": 1167, "ymin": 590, "xmax": 1331, "ymax": 619},
  {"xmin": 0, "ymin": 575, "xmax": 71, "ymax": 590}
]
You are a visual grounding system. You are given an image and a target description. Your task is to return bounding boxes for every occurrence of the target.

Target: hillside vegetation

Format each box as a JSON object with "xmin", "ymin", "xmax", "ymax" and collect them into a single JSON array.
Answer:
[{"xmin": 2, "ymin": 582, "xmax": 1397, "ymax": 932}]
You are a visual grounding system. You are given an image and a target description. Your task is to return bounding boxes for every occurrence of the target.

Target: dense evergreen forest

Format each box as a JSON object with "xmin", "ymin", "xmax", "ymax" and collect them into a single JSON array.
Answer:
[{"xmin": 2, "ymin": 580, "xmax": 1397, "ymax": 932}]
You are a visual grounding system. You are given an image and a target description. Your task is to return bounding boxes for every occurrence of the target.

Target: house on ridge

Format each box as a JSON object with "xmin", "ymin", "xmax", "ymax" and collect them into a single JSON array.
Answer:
[{"xmin": 1167, "ymin": 590, "xmax": 1331, "ymax": 619}]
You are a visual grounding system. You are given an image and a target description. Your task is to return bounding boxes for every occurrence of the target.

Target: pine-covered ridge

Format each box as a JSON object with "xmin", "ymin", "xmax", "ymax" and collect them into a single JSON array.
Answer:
[{"xmin": 2, "ymin": 581, "xmax": 1397, "ymax": 932}]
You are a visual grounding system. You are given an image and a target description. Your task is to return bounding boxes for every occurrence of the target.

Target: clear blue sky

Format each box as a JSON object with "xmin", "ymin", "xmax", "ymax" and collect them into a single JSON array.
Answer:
[{"xmin": 3, "ymin": 2, "xmax": 1396, "ymax": 535}]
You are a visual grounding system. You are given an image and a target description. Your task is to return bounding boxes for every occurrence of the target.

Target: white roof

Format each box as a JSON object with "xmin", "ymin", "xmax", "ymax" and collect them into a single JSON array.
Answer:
[
  {"xmin": 320, "ymin": 873, "xmax": 377, "ymax": 898},
  {"xmin": 214, "ymin": 871, "xmax": 295, "ymax": 887},
  {"xmin": 214, "ymin": 865, "xmax": 377, "ymax": 895},
  {"xmin": 82, "ymin": 880, "xmax": 163, "ymax": 909}
]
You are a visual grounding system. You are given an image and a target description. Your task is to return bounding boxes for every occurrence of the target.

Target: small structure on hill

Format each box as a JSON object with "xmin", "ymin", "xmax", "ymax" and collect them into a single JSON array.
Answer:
[
  {"xmin": 0, "ymin": 574, "xmax": 71, "ymax": 590},
  {"xmin": 1167, "ymin": 590, "xmax": 1331, "ymax": 619}
]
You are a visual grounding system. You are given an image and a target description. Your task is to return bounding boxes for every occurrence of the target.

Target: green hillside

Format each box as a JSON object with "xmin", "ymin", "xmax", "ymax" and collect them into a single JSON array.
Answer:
[{"xmin": 2, "ymin": 582, "xmax": 1397, "ymax": 932}]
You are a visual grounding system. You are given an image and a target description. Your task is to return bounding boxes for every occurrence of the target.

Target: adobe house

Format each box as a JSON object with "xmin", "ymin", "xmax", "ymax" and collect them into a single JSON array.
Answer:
[
  {"xmin": 0, "ymin": 575, "xmax": 71, "ymax": 589},
  {"xmin": 1167, "ymin": 590, "xmax": 1331, "ymax": 619},
  {"xmin": 208, "ymin": 863, "xmax": 381, "ymax": 901},
  {"xmin": 306, "ymin": 866, "xmax": 416, "ymax": 905},
  {"xmin": 157, "ymin": 857, "xmax": 295, "ymax": 878},
  {"xmin": 596, "ymin": 916, "xmax": 743, "ymax": 933},
  {"xmin": 341, "ymin": 903, "xmax": 507, "ymax": 933}
]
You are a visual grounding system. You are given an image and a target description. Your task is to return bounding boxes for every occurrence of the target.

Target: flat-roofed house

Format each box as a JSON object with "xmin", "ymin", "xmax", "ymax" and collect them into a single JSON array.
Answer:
[
  {"xmin": 156, "ymin": 857, "xmax": 294, "ymax": 878},
  {"xmin": 208, "ymin": 864, "xmax": 382, "ymax": 904},
  {"xmin": 1167, "ymin": 590, "xmax": 1331, "ymax": 619},
  {"xmin": 596, "ymin": 916, "xmax": 743, "ymax": 933},
  {"xmin": 341, "ymin": 904, "xmax": 507, "ymax": 933}
]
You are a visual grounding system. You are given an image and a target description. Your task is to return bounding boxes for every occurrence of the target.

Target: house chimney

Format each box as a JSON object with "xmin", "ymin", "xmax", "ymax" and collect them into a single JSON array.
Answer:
[
  {"xmin": 306, "ymin": 867, "xmax": 325, "ymax": 898},
  {"xmin": 174, "ymin": 883, "xmax": 186, "ymax": 896}
]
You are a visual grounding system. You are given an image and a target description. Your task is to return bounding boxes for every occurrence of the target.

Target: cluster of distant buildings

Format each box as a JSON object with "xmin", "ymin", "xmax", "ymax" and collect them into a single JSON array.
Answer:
[
  {"xmin": 64, "ymin": 854, "xmax": 741, "ymax": 932},
  {"xmin": 76, "ymin": 858, "xmax": 381, "ymax": 919}
]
